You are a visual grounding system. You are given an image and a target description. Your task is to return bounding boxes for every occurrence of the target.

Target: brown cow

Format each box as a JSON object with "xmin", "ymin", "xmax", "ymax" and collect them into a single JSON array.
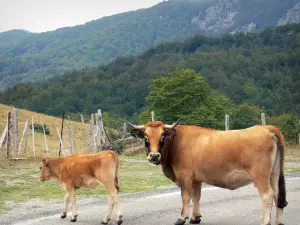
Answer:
[
  {"xmin": 39, "ymin": 150, "xmax": 123, "ymax": 224},
  {"xmin": 125, "ymin": 119, "xmax": 288, "ymax": 225}
]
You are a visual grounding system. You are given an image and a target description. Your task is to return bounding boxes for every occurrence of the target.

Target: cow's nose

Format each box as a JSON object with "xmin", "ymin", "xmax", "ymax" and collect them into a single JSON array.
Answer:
[{"xmin": 149, "ymin": 153, "xmax": 160, "ymax": 160}]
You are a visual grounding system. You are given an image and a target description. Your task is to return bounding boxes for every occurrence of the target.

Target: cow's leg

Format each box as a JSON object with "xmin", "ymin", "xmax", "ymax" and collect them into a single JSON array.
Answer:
[
  {"xmin": 189, "ymin": 182, "xmax": 202, "ymax": 224},
  {"xmin": 271, "ymin": 150, "xmax": 284, "ymax": 225},
  {"xmin": 101, "ymin": 180, "xmax": 123, "ymax": 225},
  {"xmin": 175, "ymin": 178, "xmax": 192, "ymax": 225},
  {"xmin": 256, "ymin": 180, "xmax": 274, "ymax": 225},
  {"xmin": 61, "ymin": 192, "xmax": 70, "ymax": 219}
]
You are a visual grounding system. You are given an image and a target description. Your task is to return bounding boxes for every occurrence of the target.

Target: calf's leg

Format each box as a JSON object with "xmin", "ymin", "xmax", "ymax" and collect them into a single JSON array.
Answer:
[
  {"xmin": 102, "ymin": 180, "xmax": 123, "ymax": 225},
  {"xmin": 61, "ymin": 192, "xmax": 70, "ymax": 218},
  {"xmin": 63, "ymin": 184, "xmax": 78, "ymax": 222}
]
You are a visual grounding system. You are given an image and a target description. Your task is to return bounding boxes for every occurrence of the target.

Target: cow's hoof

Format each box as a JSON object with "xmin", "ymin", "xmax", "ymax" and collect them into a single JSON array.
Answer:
[
  {"xmin": 175, "ymin": 217, "xmax": 188, "ymax": 225},
  {"xmin": 101, "ymin": 219, "xmax": 111, "ymax": 224},
  {"xmin": 189, "ymin": 215, "xmax": 202, "ymax": 224},
  {"xmin": 70, "ymin": 215, "xmax": 78, "ymax": 222},
  {"xmin": 61, "ymin": 212, "xmax": 67, "ymax": 219},
  {"xmin": 117, "ymin": 215, "xmax": 123, "ymax": 225}
]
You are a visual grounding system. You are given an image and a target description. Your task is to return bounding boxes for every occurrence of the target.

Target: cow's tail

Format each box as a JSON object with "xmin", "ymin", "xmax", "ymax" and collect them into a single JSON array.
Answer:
[
  {"xmin": 265, "ymin": 125, "xmax": 288, "ymax": 208},
  {"xmin": 112, "ymin": 151, "xmax": 120, "ymax": 192}
]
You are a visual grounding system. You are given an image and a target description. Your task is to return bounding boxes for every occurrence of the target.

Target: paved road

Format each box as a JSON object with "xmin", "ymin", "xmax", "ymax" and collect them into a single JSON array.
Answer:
[{"xmin": 1, "ymin": 174, "xmax": 300, "ymax": 225}]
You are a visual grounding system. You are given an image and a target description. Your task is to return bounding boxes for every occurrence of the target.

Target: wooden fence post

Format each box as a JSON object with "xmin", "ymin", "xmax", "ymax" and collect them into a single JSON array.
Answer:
[
  {"xmin": 95, "ymin": 113, "xmax": 100, "ymax": 152},
  {"xmin": 122, "ymin": 122, "xmax": 127, "ymax": 139},
  {"xmin": 56, "ymin": 127, "xmax": 65, "ymax": 156},
  {"xmin": 225, "ymin": 114, "xmax": 230, "ymax": 131},
  {"xmin": 24, "ymin": 122, "xmax": 29, "ymax": 154},
  {"xmin": 7, "ymin": 112, "xmax": 12, "ymax": 159},
  {"xmin": 97, "ymin": 109, "xmax": 106, "ymax": 149},
  {"xmin": 68, "ymin": 116, "xmax": 78, "ymax": 154},
  {"xmin": 151, "ymin": 111, "xmax": 155, "ymax": 122},
  {"xmin": 31, "ymin": 116, "xmax": 35, "ymax": 155},
  {"xmin": 0, "ymin": 122, "xmax": 8, "ymax": 152},
  {"xmin": 59, "ymin": 110, "xmax": 65, "ymax": 157},
  {"xmin": 41, "ymin": 114, "xmax": 49, "ymax": 155},
  {"xmin": 90, "ymin": 114, "xmax": 96, "ymax": 151},
  {"xmin": 12, "ymin": 108, "xmax": 18, "ymax": 157},
  {"xmin": 67, "ymin": 116, "xmax": 73, "ymax": 155},
  {"xmin": 17, "ymin": 120, "xmax": 28, "ymax": 156},
  {"xmin": 261, "ymin": 112, "xmax": 266, "ymax": 125},
  {"xmin": 80, "ymin": 114, "xmax": 93, "ymax": 153}
]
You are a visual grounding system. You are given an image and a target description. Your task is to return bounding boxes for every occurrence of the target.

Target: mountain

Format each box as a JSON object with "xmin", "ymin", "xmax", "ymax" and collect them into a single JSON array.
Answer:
[
  {"xmin": 1, "ymin": 24, "xmax": 299, "ymax": 119},
  {"xmin": 0, "ymin": 0, "xmax": 300, "ymax": 88},
  {"xmin": 278, "ymin": 2, "xmax": 300, "ymax": 26},
  {"xmin": 0, "ymin": 29, "xmax": 34, "ymax": 48}
]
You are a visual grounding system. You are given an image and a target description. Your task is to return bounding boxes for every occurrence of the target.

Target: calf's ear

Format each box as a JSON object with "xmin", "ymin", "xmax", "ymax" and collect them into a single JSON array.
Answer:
[
  {"xmin": 42, "ymin": 157, "xmax": 50, "ymax": 166},
  {"xmin": 131, "ymin": 129, "xmax": 145, "ymax": 139}
]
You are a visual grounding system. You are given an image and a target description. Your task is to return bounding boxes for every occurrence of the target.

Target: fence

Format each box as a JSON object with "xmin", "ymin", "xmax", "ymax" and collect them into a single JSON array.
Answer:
[
  {"xmin": 0, "ymin": 108, "xmax": 133, "ymax": 160},
  {"xmin": 0, "ymin": 109, "xmax": 299, "ymax": 160}
]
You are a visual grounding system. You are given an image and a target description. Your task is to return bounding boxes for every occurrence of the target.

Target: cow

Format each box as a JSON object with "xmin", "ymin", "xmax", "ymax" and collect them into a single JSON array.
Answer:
[
  {"xmin": 125, "ymin": 119, "xmax": 288, "ymax": 225},
  {"xmin": 39, "ymin": 150, "xmax": 123, "ymax": 225}
]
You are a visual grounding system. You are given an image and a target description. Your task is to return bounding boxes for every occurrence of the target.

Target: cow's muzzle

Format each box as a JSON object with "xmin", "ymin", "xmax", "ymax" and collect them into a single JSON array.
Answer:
[{"xmin": 148, "ymin": 153, "xmax": 161, "ymax": 164}]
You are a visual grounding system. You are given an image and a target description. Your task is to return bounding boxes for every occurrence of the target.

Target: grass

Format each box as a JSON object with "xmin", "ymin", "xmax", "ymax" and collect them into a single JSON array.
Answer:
[{"xmin": 0, "ymin": 154, "xmax": 173, "ymax": 212}]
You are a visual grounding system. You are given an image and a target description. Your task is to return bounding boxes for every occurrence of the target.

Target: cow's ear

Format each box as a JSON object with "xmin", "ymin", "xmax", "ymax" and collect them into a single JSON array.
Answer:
[
  {"xmin": 42, "ymin": 157, "xmax": 50, "ymax": 166},
  {"xmin": 131, "ymin": 129, "xmax": 145, "ymax": 139},
  {"xmin": 163, "ymin": 128, "xmax": 176, "ymax": 138}
]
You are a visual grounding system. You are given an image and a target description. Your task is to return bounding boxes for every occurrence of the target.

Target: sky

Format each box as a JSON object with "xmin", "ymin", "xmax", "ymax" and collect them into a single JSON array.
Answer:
[{"xmin": 0, "ymin": 0, "xmax": 165, "ymax": 33}]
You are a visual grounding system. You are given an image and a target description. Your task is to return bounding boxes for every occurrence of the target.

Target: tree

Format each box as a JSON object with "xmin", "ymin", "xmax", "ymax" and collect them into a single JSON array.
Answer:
[
  {"xmin": 230, "ymin": 103, "xmax": 263, "ymax": 129},
  {"xmin": 140, "ymin": 68, "xmax": 232, "ymax": 129}
]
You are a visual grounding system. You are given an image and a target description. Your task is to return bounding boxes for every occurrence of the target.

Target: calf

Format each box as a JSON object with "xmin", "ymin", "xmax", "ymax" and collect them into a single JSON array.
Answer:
[{"xmin": 39, "ymin": 150, "xmax": 123, "ymax": 224}]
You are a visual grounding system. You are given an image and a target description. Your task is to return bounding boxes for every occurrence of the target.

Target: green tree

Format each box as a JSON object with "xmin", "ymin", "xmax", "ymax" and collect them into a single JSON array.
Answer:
[
  {"xmin": 141, "ymin": 68, "xmax": 231, "ymax": 129},
  {"xmin": 231, "ymin": 103, "xmax": 264, "ymax": 129},
  {"xmin": 268, "ymin": 114, "xmax": 300, "ymax": 141}
]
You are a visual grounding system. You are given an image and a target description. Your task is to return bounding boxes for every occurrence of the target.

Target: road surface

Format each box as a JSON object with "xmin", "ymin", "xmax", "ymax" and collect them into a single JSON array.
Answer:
[{"xmin": 1, "ymin": 173, "xmax": 300, "ymax": 225}]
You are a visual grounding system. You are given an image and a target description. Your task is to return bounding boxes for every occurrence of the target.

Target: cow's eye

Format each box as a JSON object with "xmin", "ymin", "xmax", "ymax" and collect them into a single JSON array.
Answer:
[
  {"xmin": 145, "ymin": 136, "xmax": 149, "ymax": 143},
  {"xmin": 39, "ymin": 166, "xmax": 42, "ymax": 170},
  {"xmin": 160, "ymin": 135, "xmax": 165, "ymax": 142}
]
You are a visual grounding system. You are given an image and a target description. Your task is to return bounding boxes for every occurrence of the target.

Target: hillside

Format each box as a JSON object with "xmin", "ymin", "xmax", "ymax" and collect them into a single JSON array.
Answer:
[
  {"xmin": 0, "ymin": 104, "xmax": 90, "ymax": 158},
  {"xmin": 1, "ymin": 24, "xmax": 299, "ymax": 119},
  {"xmin": 0, "ymin": 0, "xmax": 300, "ymax": 88}
]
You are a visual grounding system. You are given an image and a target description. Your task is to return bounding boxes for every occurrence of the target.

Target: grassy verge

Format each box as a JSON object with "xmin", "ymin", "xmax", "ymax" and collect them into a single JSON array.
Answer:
[{"xmin": 0, "ymin": 155, "xmax": 173, "ymax": 212}]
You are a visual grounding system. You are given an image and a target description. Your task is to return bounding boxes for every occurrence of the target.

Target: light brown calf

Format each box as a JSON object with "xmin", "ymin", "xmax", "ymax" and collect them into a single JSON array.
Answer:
[
  {"xmin": 125, "ymin": 119, "xmax": 288, "ymax": 225},
  {"xmin": 39, "ymin": 150, "xmax": 123, "ymax": 224}
]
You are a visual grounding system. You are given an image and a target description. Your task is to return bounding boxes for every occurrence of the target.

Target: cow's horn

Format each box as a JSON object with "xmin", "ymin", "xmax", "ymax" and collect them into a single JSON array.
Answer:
[
  {"xmin": 165, "ymin": 117, "xmax": 181, "ymax": 129},
  {"xmin": 124, "ymin": 120, "xmax": 145, "ymax": 129}
]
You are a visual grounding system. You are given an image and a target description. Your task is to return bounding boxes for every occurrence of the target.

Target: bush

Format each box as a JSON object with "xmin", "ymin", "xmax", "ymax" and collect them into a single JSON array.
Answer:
[{"xmin": 29, "ymin": 123, "xmax": 50, "ymax": 135}]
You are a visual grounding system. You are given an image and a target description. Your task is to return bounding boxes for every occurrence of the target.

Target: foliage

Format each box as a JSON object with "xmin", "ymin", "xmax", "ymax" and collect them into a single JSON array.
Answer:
[
  {"xmin": 141, "ymin": 68, "xmax": 231, "ymax": 129},
  {"xmin": 0, "ymin": 0, "xmax": 299, "ymax": 88},
  {"xmin": 268, "ymin": 114, "xmax": 300, "ymax": 141},
  {"xmin": 230, "ymin": 103, "xmax": 264, "ymax": 129},
  {"xmin": 29, "ymin": 123, "xmax": 50, "ymax": 135}
]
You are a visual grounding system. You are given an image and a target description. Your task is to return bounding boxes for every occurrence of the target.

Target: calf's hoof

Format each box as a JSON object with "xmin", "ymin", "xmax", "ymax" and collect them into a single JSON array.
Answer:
[
  {"xmin": 101, "ymin": 219, "xmax": 111, "ymax": 224},
  {"xmin": 117, "ymin": 215, "xmax": 123, "ymax": 225},
  {"xmin": 70, "ymin": 215, "xmax": 78, "ymax": 222},
  {"xmin": 174, "ymin": 217, "xmax": 188, "ymax": 225},
  {"xmin": 61, "ymin": 212, "xmax": 67, "ymax": 219},
  {"xmin": 189, "ymin": 215, "xmax": 202, "ymax": 224}
]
